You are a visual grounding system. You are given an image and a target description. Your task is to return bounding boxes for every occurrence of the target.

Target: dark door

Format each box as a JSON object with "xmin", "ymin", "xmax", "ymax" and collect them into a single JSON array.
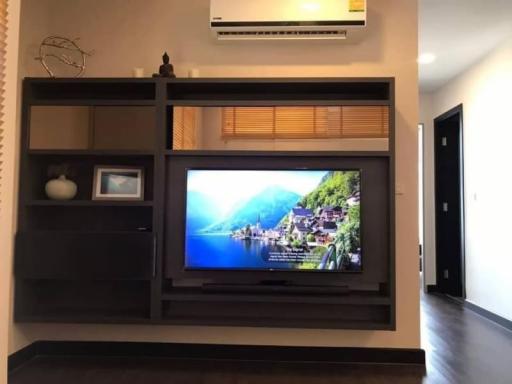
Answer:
[{"xmin": 434, "ymin": 105, "xmax": 465, "ymax": 297}]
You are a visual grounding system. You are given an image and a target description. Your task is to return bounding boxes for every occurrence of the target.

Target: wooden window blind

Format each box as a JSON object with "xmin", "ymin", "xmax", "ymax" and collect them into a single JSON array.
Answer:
[
  {"xmin": 0, "ymin": 0, "xmax": 7, "ymax": 205},
  {"xmin": 222, "ymin": 106, "xmax": 389, "ymax": 139},
  {"xmin": 173, "ymin": 107, "xmax": 198, "ymax": 150}
]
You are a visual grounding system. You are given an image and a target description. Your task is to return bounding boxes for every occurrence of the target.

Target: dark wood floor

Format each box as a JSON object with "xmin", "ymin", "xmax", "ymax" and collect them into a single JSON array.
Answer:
[
  {"xmin": 9, "ymin": 292, "xmax": 512, "ymax": 384},
  {"xmin": 420, "ymin": 292, "xmax": 512, "ymax": 384}
]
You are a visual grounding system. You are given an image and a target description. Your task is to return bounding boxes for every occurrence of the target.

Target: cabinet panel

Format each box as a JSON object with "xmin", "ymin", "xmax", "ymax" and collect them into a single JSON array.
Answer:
[{"xmin": 16, "ymin": 232, "xmax": 155, "ymax": 280}]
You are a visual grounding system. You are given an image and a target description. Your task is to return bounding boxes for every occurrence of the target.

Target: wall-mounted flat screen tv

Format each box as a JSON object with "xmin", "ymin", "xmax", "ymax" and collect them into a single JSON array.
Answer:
[{"xmin": 184, "ymin": 169, "xmax": 362, "ymax": 272}]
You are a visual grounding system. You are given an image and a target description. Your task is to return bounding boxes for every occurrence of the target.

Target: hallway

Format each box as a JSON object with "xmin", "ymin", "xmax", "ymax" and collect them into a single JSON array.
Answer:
[{"xmin": 9, "ymin": 293, "xmax": 512, "ymax": 384}]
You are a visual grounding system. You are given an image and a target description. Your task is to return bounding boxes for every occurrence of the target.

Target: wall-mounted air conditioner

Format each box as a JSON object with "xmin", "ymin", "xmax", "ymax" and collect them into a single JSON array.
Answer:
[{"xmin": 210, "ymin": 0, "xmax": 367, "ymax": 41}]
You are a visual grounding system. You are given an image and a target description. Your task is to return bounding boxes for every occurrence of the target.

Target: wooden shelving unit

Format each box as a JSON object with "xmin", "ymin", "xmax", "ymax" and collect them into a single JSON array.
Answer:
[{"xmin": 15, "ymin": 77, "xmax": 395, "ymax": 329}]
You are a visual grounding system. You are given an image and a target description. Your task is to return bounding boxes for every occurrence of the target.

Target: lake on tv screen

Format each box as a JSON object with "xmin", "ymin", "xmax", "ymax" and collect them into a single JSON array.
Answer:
[{"xmin": 185, "ymin": 170, "xmax": 362, "ymax": 272}]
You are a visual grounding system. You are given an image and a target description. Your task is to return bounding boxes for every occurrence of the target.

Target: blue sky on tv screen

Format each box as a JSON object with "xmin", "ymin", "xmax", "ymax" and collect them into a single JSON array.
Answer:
[{"xmin": 186, "ymin": 170, "xmax": 328, "ymax": 219}]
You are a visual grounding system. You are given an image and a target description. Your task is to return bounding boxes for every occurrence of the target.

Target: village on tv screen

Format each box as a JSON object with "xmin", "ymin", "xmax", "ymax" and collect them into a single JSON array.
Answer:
[{"xmin": 184, "ymin": 169, "xmax": 362, "ymax": 272}]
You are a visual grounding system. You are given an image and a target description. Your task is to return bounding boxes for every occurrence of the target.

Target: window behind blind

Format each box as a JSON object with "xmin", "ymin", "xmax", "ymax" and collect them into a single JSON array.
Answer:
[
  {"xmin": 173, "ymin": 107, "xmax": 198, "ymax": 150},
  {"xmin": 222, "ymin": 106, "xmax": 389, "ymax": 139}
]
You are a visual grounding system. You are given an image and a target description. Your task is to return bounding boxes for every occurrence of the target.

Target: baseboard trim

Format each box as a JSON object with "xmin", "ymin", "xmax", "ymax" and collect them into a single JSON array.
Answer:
[
  {"xmin": 464, "ymin": 301, "xmax": 512, "ymax": 332},
  {"xmin": 9, "ymin": 341, "xmax": 426, "ymax": 371}
]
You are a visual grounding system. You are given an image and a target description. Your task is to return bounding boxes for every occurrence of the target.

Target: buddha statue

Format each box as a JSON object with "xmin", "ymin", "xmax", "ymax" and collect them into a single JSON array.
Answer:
[{"xmin": 153, "ymin": 52, "xmax": 176, "ymax": 78}]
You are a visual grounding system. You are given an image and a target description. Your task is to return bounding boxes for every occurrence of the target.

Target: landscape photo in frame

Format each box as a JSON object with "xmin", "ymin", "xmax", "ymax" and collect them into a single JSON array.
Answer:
[
  {"xmin": 184, "ymin": 169, "xmax": 362, "ymax": 272},
  {"xmin": 93, "ymin": 166, "xmax": 144, "ymax": 201}
]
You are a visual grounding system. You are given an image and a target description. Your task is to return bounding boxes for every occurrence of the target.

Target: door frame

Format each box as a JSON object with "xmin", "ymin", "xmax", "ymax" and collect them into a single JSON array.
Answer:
[
  {"xmin": 433, "ymin": 104, "xmax": 466, "ymax": 298},
  {"xmin": 419, "ymin": 123, "xmax": 425, "ymax": 275}
]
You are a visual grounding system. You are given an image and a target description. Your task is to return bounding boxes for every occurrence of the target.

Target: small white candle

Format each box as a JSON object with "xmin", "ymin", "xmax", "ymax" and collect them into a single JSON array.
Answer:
[
  {"xmin": 188, "ymin": 68, "xmax": 200, "ymax": 78},
  {"xmin": 133, "ymin": 67, "xmax": 145, "ymax": 78}
]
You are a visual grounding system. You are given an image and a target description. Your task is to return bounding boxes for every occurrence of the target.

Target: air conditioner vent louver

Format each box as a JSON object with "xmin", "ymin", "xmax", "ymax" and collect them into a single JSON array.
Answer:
[
  {"xmin": 211, "ymin": 0, "xmax": 366, "ymax": 41},
  {"xmin": 217, "ymin": 30, "xmax": 347, "ymax": 40}
]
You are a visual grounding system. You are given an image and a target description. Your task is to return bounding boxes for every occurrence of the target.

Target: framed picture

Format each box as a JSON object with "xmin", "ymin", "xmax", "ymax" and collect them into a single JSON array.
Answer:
[{"xmin": 92, "ymin": 166, "xmax": 144, "ymax": 201}]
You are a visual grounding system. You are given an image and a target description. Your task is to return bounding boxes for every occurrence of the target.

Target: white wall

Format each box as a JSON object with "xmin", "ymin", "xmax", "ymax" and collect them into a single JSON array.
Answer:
[
  {"xmin": 419, "ymin": 92, "xmax": 435, "ymax": 287},
  {"xmin": 17, "ymin": 0, "xmax": 50, "ymax": 77},
  {"xmin": 425, "ymin": 36, "xmax": 512, "ymax": 321},
  {"xmin": 1, "ymin": 0, "xmax": 21, "ymax": 382},
  {"xmin": 10, "ymin": 0, "xmax": 420, "ymax": 353}
]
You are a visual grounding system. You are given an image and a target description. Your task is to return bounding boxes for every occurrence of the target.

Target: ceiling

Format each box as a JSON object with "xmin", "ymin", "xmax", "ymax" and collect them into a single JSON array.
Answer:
[{"xmin": 419, "ymin": 0, "xmax": 512, "ymax": 92}]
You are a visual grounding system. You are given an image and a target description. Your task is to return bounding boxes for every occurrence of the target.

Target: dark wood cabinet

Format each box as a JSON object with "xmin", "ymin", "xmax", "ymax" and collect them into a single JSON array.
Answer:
[
  {"xmin": 15, "ymin": 232, "xmax": 155, "ymax": 280},
  {"xmin": 15, "ymin": 77, "xmax": 395, "ymax": 329}
]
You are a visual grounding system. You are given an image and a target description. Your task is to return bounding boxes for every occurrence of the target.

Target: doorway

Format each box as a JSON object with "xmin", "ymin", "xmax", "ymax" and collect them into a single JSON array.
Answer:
[{"xmin": 434, "ymin": 105, "xmax": 465, "ymax": 298}]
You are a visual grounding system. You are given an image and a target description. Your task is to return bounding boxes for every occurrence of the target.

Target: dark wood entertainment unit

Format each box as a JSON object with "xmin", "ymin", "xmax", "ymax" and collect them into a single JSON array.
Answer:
[{"xmin": 15, "ymin": 77, "xmax": 395, "ymax": 330}]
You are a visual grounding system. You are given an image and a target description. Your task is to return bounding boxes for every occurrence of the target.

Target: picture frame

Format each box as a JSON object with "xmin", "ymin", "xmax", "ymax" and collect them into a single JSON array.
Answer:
[{"xmin": 92, "ymin": 166, "xmax": 144, "ymax": 201}]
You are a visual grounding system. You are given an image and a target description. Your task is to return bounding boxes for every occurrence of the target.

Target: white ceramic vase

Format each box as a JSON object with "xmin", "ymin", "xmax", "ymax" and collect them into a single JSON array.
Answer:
[{"xmin": 45, "ymin": 175, "xmax": 77, "ymax": 200}]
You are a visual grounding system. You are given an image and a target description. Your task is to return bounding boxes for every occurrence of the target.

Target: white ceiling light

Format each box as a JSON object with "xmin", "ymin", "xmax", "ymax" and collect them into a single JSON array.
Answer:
[{"xmin": 418, "ymin": 53, "xmax": 437, "ymax": 65}]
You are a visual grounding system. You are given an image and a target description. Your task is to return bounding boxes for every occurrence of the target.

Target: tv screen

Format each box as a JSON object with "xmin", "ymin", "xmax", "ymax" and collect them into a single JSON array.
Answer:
[{"xmin": 185, "ymin": 170, "xmax": 361, "ymax": 272}]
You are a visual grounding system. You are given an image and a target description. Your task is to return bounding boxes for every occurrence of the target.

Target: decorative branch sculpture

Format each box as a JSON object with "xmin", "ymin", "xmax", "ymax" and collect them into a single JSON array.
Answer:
[{"xmin": 35, "ymin": 36, "xmax": 93, "ymax": 78}]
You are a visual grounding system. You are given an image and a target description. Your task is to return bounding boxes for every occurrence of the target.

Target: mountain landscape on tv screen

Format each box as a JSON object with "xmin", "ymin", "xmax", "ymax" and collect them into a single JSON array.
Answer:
[
  {"xmin": 185, "ymin": 170, "xmax": 361, "ymax": 272},
  {"xmin": 185, "ymin": 191, "xmax": 223, "ymax": 234},
  {"xmin": 200, "ymin": 186, "xmax": 301, "ymax": 233}
]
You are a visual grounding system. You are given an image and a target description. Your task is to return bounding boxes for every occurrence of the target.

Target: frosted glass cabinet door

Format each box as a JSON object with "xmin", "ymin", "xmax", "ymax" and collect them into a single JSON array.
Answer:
[{"xmin": 29, "ymin": 106, "xmax": 156, "ymax": 151}]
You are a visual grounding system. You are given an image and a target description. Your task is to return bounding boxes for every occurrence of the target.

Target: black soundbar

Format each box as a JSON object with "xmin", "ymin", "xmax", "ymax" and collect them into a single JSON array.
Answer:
[{"xmin": 202, "ymin": 283, "xmax": 350, "ymax": 295}]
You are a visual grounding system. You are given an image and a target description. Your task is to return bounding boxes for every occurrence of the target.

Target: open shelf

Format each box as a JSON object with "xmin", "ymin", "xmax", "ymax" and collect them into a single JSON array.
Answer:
[
  {"xmin": 161, "ymin": 287, "xmax": 391, "ymax": 306},
  {"xmin": 167, "ymin": 78, "xmax": 392, "ymax": 101},
  {"xmin": 16, "ymin": 230, "xmax": 153, "ymax": 235},
  {"xmin": 27, "ymin": 78, "xmax": 156, "ymax": 101},
  {"xmin": 158, "ymin": 316, "xmax": 392, "ymax": 330},
  {"xmin": 28, "ymin": 149, "xmax": 155, "ymax": 156},
  {"xmin": 161, "ymin": 298, "xmax": 391, "ymax": 329},
  {"xmin": 30, "ymin": 99, "xmax": 156, "ymax": 107},
  {"xmin": 16, "ymin": 309, "xmax": 151, "ymax": 324},
  {"xmin": 24, "ymin": 155, "xmax": 154, "ymax": 203},
  {"xmin": 26, "ymin": 200, "xmax": 154, "ymax": 207},
  {"xmin": 15, "ymin": 279, "xmax": 151, "ymax": 324},
  {"xmin": 168, "ymin": 99, "xmax": 392, "ymax": 107},
  {"xmin": 166, "ymin": 150, "xmax": 391, "ymax": 158}
]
